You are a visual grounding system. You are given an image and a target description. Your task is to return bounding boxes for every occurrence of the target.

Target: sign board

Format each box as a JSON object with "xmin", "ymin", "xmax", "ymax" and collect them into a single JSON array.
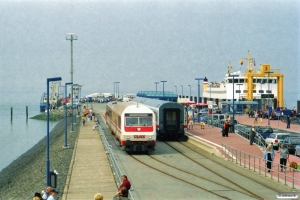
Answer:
[
  {"xmin": 261, "ymin": 94, "xmax": 274, "ymax": 98},
  {"xmin": 207, "ymin": 101, "xmax": 213, "ymax": 109}
]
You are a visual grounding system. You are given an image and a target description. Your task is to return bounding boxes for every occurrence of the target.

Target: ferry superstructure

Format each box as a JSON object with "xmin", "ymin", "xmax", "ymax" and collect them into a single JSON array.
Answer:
[{"xmin": 202, "ymin": 51, "xmax": 284, "ymax": 108}]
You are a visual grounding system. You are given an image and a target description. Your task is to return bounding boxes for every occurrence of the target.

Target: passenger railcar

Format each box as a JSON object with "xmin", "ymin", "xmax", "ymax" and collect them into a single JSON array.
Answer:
[
  {"xmin": 132, "ymin": 97, "xmax": 186, "ymax": 140},
  {"xmin": 105, "ymin": 101, "xmax": 156, "ymax": 152}
]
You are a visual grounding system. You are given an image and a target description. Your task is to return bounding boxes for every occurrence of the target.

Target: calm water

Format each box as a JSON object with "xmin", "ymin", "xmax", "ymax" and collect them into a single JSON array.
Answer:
[{"xmin": 0, "ymin": 105, "xmax": 57, "ymax": 172}]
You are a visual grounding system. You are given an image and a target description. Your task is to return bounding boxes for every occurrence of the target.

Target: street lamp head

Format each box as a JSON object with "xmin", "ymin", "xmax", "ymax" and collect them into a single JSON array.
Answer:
[
  {"xmin": 161, "ymin": 80, "xmax": 167, "ymax": 83},
  {"xmin": 47, "ymin": 77, "xmax": 62, "ymax": 82},
  {"xmin": 66, "ymin": 33, "xmax": 78, "ymax": 40}
]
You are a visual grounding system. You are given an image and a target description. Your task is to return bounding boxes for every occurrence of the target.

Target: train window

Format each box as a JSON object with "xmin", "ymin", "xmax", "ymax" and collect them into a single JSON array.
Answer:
[
  {"xmin": 125, "ymin": 117, "xmax": 138, "ymax": 126},
  {"xmin": 140, "ymin": 117, "xmax": 153, "ymax": 126}
]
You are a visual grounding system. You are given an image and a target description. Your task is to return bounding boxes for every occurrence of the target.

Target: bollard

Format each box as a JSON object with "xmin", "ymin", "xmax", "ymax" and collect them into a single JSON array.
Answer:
[
  {"xmin": 11, "ymin": 107, "xmax": 13, "ymax": 121},
  {"xmin": 26, "ymin": 106, "xmax": 28, "ymax": 118}
]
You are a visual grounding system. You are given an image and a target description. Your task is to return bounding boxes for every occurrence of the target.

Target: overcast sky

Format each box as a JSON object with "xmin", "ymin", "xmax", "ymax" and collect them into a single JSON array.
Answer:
[{"xmin": 0, "ymin": 0, "xmax": 299, "ymax": 107}]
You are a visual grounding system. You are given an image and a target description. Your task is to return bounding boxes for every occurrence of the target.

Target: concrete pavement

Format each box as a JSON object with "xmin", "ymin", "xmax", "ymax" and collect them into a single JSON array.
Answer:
[{"xmin": 61, "ymin": 105, "xmax": 116, "ymax": 200}]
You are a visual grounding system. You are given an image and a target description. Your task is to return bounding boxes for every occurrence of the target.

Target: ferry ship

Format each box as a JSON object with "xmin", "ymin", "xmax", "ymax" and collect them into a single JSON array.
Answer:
[{"xmin": 202, "ymin": 51, "xmax": 284, "ymax": 110}]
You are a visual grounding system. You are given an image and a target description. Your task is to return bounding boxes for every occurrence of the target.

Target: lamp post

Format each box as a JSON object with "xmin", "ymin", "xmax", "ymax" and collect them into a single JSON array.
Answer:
[
  {"xmin": 180, "ymin": 85, "xmax": 183, "ymax": 97},
  {"xmin": 195, "ymin": 77, "xmax": 206, "ymax": 122},
  {"xmin": 161, "ymin": 81, "xmax": 167, "ymax": 99},
  {"xmin": 72, "ymin": 84, "xmax": 79, "ymax": 124},
  {"xmin": 64, "ymin": 82, "xmax": 73, "ymax": 148},
  {"xmin": 236, "ymin": 84, "xmax": 243, "ymax": 101},
  {"xmin": 154, "ymin": 82, "xmax": 159, "ymax": 93},
  {"xmin": 229, "ymin": 74, "xmax": 239, "ymax": 133},
  {"xmin": 174, "ymin": 86, "xmax": 177, "ymax": 95},
  {"xmin": 260, "ymin": 79, "xmax": 265, "ymax": 110},
  {"xmin": 265, "ymin": 72, "xmax": 274, "ymax": 126},
  {"xmin": 113, "ymin": 82, "xmax": 116, "ymax": 99},
  {"xmin": 115, "ymin": 82, "xmax": 120, "ymax": 99},
  {"xmin": 66, "ymin": 33, "xmax": 77, "ymax": 133},
  {"xmin": 188, "ymin": 85, "xmax": 191, "ymax": 101},
  {"xmin": 46, "ymin": 77, "xmax": 62, "ymax": 186}
]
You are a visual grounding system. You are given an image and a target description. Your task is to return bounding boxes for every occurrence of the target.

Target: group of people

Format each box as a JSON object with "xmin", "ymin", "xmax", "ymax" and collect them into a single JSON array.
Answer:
[
  {"xmin": 33, "ymin": 186, "xmax": 57, "ymax": 200},
  {"xmin": 187, "ymin": 114, "xmax": 206, "ymax": 130},
  {"xmin": 263, "ymin": 143, "xmax": 289, "ymax": 173},
  {"xmin": 94, "ymin": 175, "xmax": 131, "ymax": 200},
  {"xmin": 33, "ymin": 175, "xmax": 131, "ymax": 200}
]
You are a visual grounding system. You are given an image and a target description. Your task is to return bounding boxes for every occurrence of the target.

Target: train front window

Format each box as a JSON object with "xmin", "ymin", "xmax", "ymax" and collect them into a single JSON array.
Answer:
[
  {"xmin": 139, "ymin": 117, "xmax": 153, "ymax": 126},
  {"xmin": 125, "ymin": 113, "xmax": 153, "ymax": 126},
  {"xmin": 126, "ymin": 117, "xmax": 138, "ymax": 126}
]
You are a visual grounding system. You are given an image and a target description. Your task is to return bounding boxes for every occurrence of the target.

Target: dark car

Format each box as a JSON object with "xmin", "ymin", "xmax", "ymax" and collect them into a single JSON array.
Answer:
[
  {"xmin": 254, "ymin": 126, "xmax": 273, "ymax": 139},
  {"xmin": 278, "ymin": 136, "xmax": 300, "ymax": 154}
]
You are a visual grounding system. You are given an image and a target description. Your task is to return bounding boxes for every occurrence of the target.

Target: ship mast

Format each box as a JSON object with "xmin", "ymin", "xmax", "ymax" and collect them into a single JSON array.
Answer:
[{"xmin": 240, "ymin": 50, "xmax": 255, "ymax": 73}]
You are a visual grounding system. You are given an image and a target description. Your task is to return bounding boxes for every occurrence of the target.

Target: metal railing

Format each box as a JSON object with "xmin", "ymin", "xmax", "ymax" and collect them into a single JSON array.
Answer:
[
  {"xmin": 221, "ymin": 143, "xmax": 300, "ymax": 188},
  {"xmin": 234, "ymin": 125, "xmax": 267, "ymax": 150},
  {"xmin": 97, "ymin": 123, "xmax": 135, "ymax": 199}
]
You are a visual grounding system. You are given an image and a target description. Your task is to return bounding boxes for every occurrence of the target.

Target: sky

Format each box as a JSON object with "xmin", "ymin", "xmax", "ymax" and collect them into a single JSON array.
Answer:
[{"xmin": 0, "ymin": 0, "xmax": 299, "ymax": 108}]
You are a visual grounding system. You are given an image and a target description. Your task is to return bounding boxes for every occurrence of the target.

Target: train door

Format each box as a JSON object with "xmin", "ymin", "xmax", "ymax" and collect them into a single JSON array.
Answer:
[{"xmin": 163, "ymin": 108, "xmax": 180, "ymax": 136}]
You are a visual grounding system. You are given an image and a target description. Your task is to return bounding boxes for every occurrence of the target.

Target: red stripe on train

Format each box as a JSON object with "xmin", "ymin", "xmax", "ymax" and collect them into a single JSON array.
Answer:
[{"xmin": 124, "ymin": 126, "xmax": 153, "ymax": 132}]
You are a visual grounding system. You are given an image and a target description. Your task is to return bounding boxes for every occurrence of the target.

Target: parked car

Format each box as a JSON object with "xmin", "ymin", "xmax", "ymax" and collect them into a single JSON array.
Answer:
[
  {"xmin": 199, "ymin": 108, "xmax": 208, "ymax": 114},
  {"xmin": 294, "ymin": 145, "xmax": 300, "ymax": 157},
  {"xmin": 265, "ymin": 133, "xmax": 291, "ymax": 150},
  {"xmin": 278, "ymin": 136, "xmax": 300, "ymax": 154},
  {"xmin": 254, "ymin": 126, "xmax": 274, "ymax": 139}
]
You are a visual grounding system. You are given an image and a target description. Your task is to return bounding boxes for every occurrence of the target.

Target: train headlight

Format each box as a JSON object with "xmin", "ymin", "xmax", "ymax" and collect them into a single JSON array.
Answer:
[
  {"xmin": 148, "ymin": 136, "xmax": 152, "ymax": 139},
  {"xmin": 126, "ymin": 136, "xmax": 130, "ymax": 139}
]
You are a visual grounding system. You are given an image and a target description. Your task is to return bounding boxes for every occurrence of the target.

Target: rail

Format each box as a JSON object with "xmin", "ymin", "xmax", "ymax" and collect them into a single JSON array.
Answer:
[
  {"xmin": 97, "ymin": 123, "xmax": 135, "ymax": 200},
  {"xmin": 221, "ymin": 143, "xmax": 300, "ymax": 189}
]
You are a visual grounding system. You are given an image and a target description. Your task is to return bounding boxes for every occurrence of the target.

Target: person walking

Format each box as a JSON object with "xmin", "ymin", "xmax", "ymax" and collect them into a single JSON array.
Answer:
[
  {"xmin": 189, "ymin": 115, "xmax": 193, "ymax": 130},
  {"xmin": 187, "ymin": 115, "xmax": 191, "ymax": 130},
  {"xmin": 254, "ymin": 110, "xmax": 258, "ymax": 124},
  {"xmin": 249, "ymin": 125, "xmax": 257, "ymax": 145},
  {"xmin": 287, "ymin": 115, "xmax": 291, "ymax": 128},
  {"xmin": 264, "ymin": 144, "xmax": 275, "ymax": 172},
  {"xmin": 223, "ymin": 119, "xmax": 230, "ymax": 137},
  {"xmin": 278, "ymin": 144, "xmax": 289, "ymax": 172},
  {"xmin": 200, "ymin": 114, "xmax": 205, "ymax": 129},
  {"xmin": 46, "ymin": 189, "xmax": 58, "ymax": 200}
]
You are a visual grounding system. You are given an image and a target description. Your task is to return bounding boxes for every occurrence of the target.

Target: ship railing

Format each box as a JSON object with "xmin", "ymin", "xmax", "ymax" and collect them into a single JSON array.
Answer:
[
  {"xmin": 244, "ymin": 68, "xmax": 281, "ymax": 74},
  {"xmin": 97, "ymin": 123, "xmax": 135, "ymax": 200},
  {"xmin": 221, "ymin": 143, "xmax": 300, "ymax": 189}
]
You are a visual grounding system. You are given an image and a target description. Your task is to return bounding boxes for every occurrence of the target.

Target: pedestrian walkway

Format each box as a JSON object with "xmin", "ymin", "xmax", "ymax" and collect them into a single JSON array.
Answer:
[
  {"xmin": 186, "ymin": 117, "xmax": 300, "ymax": 188},
  {"xmin": 61, "ymin": 108, "xmax": 116, "ymax": 200},
  {"xmin": 236, "ymin": 115, "xmax": 300, "ymax": 133}
]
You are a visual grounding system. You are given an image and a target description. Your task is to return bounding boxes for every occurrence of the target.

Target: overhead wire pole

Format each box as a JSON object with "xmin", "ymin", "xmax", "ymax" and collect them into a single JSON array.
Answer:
[
  {"xmin": 66, "ymin": 33, "xmax": 77, "ymax": 132},
  {"xmin": 154, "ymin": 82, "xmax": 159, "ymax": 93},
  {"xmin": 229, "ymin": 74, "xmax": 239, "ymax": 133},
  {"xmin": 160, "ymin": 81, "xmax": 167, "ymax": 99},
  {"xmin": 265, "ymin": 71, "xmax": 274, "ymax": 126},
  {"xmin": 195, "ymin": 78, "xmax": 205, "ymax": 122},
  {"xmin": 188, "ymin": 85, "xmax": 191, "ymax": 101}
]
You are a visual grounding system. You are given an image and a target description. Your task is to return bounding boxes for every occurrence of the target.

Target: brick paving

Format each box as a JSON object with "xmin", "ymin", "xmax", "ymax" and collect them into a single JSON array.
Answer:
[{"xmin": 186, "ymin": 116, "xmax": 300, "ymax": 187}]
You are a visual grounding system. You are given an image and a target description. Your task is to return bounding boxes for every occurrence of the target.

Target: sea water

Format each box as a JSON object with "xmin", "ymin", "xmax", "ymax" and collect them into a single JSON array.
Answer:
[{"xmin": 0, "ymin": 105, "xmax": 57, "ymax": 172}]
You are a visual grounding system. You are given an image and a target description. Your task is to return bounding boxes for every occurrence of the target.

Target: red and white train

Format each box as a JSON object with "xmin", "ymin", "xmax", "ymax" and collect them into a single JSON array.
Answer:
[{"xmin": 105, "ymin": 101, "xmax": 156, "ymax": 152}]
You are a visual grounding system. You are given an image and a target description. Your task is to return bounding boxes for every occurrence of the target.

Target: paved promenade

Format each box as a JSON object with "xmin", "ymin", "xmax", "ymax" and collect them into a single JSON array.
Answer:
[
  {"xmin": 186, "ymin": 115, "xmax": 300, "ymax": 187},
  {"xmin": 61, "ymin": 105, "xmax": 116, "ymax": 200}
]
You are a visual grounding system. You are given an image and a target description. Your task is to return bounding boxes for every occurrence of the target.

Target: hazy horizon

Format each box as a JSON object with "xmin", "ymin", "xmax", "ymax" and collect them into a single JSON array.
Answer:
[{"xmin": 0, "ymin": 0, "xmax": 299, "ymax": 108}]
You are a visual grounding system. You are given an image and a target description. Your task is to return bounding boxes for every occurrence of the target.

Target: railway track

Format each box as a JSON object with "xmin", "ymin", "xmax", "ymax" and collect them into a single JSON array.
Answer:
[
  {"xmin": 166, "ymin": 141, "xmax": 282, "ymax": 199},
  {"xmin": 129, "ymin": 141, "xmax": 278, "ymax": 200}
]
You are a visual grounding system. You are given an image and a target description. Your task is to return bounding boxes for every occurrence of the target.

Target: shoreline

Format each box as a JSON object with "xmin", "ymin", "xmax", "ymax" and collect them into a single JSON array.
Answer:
[{"xmin": 0, "ymin": 117, "xmax": 80, "ymax": 199}]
